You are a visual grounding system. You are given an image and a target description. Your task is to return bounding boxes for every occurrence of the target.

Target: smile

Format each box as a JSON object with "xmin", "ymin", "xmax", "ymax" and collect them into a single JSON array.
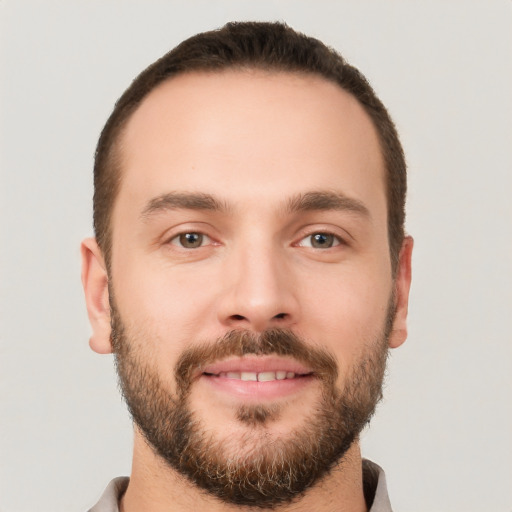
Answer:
[
  {"xmin": 198, "ymin": 356, "xmax": 316, "ymax": 401},
  {"xmin": 204, "ymin": 370, "xmax": 310, "ymax": 382}
]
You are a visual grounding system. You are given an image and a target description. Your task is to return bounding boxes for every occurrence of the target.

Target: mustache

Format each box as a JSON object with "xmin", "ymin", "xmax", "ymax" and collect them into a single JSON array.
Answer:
[{"xmin": 174, "ymin": 328, "xmax": 338, "ymax": 396}]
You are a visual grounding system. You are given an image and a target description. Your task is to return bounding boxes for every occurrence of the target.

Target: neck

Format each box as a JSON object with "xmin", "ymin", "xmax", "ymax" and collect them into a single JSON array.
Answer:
[{"xmin": 120, "ymin": 430, "xmax": 368, "ymax": 512}]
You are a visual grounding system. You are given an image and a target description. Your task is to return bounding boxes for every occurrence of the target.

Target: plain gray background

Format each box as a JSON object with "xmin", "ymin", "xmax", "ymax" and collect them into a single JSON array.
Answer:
[{"xmin": 1, "ymin": 1, "xmax": 511, "ymax": 511}]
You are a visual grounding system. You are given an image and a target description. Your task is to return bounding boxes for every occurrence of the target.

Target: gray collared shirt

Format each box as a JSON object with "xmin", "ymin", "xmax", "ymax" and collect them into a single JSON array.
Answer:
[{"xmin": 88, "ymin": 459, "xmax": 392, "ymax": 511}]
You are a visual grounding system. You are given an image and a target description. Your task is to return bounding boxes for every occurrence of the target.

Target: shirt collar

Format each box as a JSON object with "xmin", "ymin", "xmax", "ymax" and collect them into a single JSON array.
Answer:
[{"xmin": 88, "ymin": 459, "xmax": 392, "ymax": 511}]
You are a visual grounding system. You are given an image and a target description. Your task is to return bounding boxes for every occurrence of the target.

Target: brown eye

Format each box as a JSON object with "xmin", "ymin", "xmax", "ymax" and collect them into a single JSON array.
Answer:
[
  {"xmin": 311, "ymin": 233, "xmax": 335, "ymax": 248},
  {"xmin": 177, "ymin": 232, "xmax": 204, "ymax": 248},
  {"xmin": 299, "ymin": 232, "xmax": 341, "ymax": 249}
]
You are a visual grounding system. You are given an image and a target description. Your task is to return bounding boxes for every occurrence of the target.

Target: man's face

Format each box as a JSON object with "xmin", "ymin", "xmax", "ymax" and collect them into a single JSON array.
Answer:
[{"xmin": 84, "ymin": 70, "xmax": 412, "ymax": 505}]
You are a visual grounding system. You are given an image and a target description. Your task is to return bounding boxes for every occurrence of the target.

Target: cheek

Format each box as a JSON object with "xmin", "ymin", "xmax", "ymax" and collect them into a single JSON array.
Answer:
[
  {"xmin": 299, "ymin": 265, "xmax": 392, "ymax": 366},
  {"xmin": 111, "ymin": 258, "xmax": 223, "ymax": 358}
]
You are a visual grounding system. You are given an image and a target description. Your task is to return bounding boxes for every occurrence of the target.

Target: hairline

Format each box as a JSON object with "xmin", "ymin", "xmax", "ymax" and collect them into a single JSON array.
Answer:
[{"xmin": 100, "ymin": 66, "xmax": 401, "ymax": 275}]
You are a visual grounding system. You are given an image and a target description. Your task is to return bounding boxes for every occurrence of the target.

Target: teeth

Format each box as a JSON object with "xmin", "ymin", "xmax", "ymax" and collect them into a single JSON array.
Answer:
[
  {"xmin": 258, "ymin": 371, "xmax": 276, "ymax": 382},
  {"xmin": 216, "ymin": 371, "xmax": 300, "ymax": 381}
]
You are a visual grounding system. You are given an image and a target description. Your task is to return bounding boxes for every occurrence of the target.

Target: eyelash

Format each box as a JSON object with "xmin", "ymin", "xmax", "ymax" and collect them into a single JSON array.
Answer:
[
  {"xmin": 168, "ymin": 230, "xmax": 345, "ymax": 250},
  {"xmin": 169, "ymin": 232, "xmax": 213, "ymax": 249},
  {"xmin": 297, "ymin": 232, "xmax": 344, "ymax": 249}
]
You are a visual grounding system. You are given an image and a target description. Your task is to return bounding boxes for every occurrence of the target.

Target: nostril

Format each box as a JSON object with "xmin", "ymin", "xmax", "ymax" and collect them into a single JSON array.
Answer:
[
  {"xmin": 274, "ymin": 313, "xmax": 287, "ymax": 320},
  {"xmin": 231, "ymin": 314, "xmax": 246, "ymax": 321}
]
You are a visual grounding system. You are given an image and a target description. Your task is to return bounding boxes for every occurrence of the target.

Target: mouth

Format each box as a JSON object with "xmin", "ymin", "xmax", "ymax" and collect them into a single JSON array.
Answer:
[
  {"xmin": 197, "ymin": 356, "xmax": 316, "ymax": 401},
  {"xmin": 204, "ymin": 370, "xmax": 311, "ymax": 381}
]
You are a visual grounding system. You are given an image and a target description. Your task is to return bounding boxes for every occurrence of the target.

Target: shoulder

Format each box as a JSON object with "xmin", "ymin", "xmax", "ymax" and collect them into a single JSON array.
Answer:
[
  {"xmin": 87, "ymin": 477, "xmax": 129, "ymax": 512},
  {"xmin": 362, "ymin": 459, "xmax": 393, "ymax": 512}
]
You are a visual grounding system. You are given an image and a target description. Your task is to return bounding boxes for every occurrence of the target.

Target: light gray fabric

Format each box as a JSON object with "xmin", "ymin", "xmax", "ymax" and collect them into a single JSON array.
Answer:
[
  {"xmin": 88, "ymin": 459, "xmax": 392, "ymax": 511},
  {"xmin": 88, "ymin": 477, "xmax": 128, "ymax": 512},
  {"xmin": 363, "ymin": 459, "xmax": 393, "ymax": 512}
]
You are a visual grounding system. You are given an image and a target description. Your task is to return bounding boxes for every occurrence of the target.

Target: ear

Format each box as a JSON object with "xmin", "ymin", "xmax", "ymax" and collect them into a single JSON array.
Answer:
[
  {"xmin": 388, "ymin": 236, "xmax": 413, "ymax": 349},
  {"xmin": 81, "ymin": 237, "xmax": 112, "ymax": 354}
]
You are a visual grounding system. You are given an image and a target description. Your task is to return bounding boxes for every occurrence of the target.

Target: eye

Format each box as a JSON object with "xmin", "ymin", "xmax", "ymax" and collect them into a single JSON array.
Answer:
[
  {"xmin": 170, "ymin": 232, "xmax": 211, "ymax": 249},
  {"xmin": 299, "ymin": 232, "xmax": 341, "ymax": 249}
]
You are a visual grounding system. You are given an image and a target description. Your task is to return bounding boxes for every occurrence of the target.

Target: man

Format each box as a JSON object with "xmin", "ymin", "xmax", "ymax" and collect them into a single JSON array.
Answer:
[{"xmin": 82, "ymin": 21, "xmax": 412, "ymax": 512}]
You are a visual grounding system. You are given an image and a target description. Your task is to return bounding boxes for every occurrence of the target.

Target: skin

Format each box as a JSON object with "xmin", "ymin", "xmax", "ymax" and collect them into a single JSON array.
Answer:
[{"xmin": 81, "ymin": 70, "xmax": 413, "ymax": 512}]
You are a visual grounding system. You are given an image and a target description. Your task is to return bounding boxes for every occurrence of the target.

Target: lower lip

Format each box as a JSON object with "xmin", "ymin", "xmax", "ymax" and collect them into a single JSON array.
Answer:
[{"xmin": 199, "ymin": 373, "xmax": 316, "ymax": 401}]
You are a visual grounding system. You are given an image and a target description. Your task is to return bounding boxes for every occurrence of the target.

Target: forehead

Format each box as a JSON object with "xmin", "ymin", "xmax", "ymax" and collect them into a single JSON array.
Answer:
[{"xmin": 115, "ymin": 69, "xmax": 385, "ymax": 221}]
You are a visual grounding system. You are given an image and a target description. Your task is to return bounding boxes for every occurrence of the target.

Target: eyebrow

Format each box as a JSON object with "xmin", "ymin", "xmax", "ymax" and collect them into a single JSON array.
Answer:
[
  {"xmin": 285, "ymin": 191, "xmax": 370, "ymax": 218},
  {"xmin": 140, "ymin": 190, "xmax": 370, "ymax": 220},
  {"xmin": 141, "ymin": 192, "xmax": 229, "ymax": 219}
]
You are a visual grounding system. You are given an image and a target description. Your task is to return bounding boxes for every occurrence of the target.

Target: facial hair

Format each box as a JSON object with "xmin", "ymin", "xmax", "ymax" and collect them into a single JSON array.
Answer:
[{"xmin": 111, "ymin": 302, "xmax": 393, "ymax": 508}]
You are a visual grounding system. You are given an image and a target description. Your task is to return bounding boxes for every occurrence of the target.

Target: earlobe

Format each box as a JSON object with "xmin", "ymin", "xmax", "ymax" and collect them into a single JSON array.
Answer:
[
  {"xmin": 81, "ymin": 238, "xmax": 113, "ymax": 354},
  {"xmin": 388, "ymin": 236, "xmax": 413, "ymax": 349}
]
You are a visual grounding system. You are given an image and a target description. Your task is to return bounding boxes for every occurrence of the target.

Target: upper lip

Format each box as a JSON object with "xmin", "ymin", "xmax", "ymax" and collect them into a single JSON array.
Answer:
[{"xmin": 200, "ymin": 356, "xmax": 314, "ymax": 376}]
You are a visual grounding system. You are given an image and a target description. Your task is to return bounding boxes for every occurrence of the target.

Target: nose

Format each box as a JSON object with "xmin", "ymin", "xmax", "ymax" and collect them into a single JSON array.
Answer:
[{"xmin": 216, "ymin": 243, "xmax": 300, "ymax": 333}]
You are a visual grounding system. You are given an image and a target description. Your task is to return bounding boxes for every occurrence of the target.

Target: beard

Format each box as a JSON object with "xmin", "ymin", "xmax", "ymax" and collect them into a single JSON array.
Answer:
[{"xmin": 110, "ymin": 300, "xmax": 394, "ymax": 508}]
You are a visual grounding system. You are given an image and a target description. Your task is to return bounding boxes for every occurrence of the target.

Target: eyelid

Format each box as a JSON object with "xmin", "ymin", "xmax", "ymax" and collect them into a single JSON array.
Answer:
[
  {"xmin": 168, "ymin": 231, "xmax": 214, "ymax": 248},
  {"xmin": 297, "ymin": 232, "xmax": 343, "ymax": 248},
  {"xmin": 293, "ymin": 225, "xmax": 350, "ymax": 248},
  {"xmin": 159, "ymin": 221, "xmax": 221, "ymax": 249},
  {"xmin": 158, "ymin": 218, "xmax": 218, "ymax": 239}
]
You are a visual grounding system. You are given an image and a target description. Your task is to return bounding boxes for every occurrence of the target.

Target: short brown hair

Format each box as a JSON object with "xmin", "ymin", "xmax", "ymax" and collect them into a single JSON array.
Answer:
[{"xmin": 94, "ymin": 21, "xmax": 406, "ymax": 272}]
